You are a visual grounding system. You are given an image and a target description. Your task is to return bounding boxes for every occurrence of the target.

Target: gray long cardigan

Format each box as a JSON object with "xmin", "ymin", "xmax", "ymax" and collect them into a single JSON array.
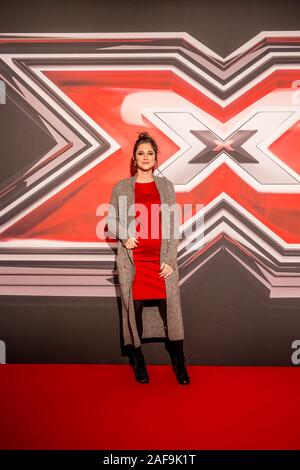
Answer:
[{"xmin": 107, "ymin": 173, "xmax": 184, "ymax": 348}]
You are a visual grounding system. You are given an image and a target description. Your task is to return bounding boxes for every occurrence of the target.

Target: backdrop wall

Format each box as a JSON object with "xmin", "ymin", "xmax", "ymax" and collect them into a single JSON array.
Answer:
[{"xmin": 1, "ymin": 0, "xmax": 300, "ymax": 365}]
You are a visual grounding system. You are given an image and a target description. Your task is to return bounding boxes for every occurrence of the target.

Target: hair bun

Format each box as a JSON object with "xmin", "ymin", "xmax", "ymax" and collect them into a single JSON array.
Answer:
[{"xmin": 137, "ymin": 131, "xmax": 151, "ymax": 138}]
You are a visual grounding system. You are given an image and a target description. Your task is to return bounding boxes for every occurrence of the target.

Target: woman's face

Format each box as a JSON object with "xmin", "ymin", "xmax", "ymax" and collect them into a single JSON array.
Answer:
[{"xmin": 135, "ymin": 142, "xmax": 156, "ymax": 172}]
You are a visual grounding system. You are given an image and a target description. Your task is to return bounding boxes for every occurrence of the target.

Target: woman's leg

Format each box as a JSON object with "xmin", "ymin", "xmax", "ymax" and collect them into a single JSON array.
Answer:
[
  {"xmin": 156, "ymin": 298, "xmax": 168, "ymax": 338},
  {"xmin": 131, "ymin": 299, "xmax": 148, "ymax": 383},
  {"xmin": 155, "ymin": 299, "xmax": 190, "ymax": 385},
  {"xmin": 133, "ymin": 299, "xmax": 144, "ymax": 342}
]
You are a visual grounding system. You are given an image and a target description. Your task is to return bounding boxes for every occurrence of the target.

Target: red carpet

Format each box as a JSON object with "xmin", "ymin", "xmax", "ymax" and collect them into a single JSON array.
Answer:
[{"xmin": 0, "ymin": 365, "xmax": 299, "ymax": 450}]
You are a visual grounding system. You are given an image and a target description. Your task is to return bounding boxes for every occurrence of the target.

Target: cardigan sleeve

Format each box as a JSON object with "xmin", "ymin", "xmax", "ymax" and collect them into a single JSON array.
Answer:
[
  {"xmin": 164, "ymin": 181, "xmax": 180, "ymax": 269},
  {"xmin": 106, "ymin": 183, "xmax": 129, "ymax": 244}
]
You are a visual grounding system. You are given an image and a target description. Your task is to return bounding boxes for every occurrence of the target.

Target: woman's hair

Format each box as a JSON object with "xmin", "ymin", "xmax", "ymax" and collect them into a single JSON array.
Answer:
[{"xmin": 131, "ymin": 131, "xmax": 159, "ymax": 174}]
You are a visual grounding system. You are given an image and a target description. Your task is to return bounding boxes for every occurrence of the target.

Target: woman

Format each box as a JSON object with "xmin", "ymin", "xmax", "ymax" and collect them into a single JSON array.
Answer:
[{"xmin": 107, "ymin": 131, "xmax": 190, "ymax": 385}]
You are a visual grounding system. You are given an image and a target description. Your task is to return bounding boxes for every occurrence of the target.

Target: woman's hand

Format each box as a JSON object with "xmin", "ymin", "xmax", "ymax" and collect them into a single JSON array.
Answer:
[
  {"xmin": 122, "ymin": 237, "xmax": 139, "ymax": 250},
  {"xmin": 159, "ymin": 262, "xmax": 174, "ymax": 278}
]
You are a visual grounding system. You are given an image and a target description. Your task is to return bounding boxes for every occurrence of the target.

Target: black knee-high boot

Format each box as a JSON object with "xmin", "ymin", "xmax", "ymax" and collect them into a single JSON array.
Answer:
[
  {"xmin": 169, "ymin": 340, "xmax": 190, "ymax": 385},
  {"xmin": 130, "ymin": 346, "xmax": 149, "ymax": 384},
  {"xmin": 156, "ymin": 299, "xmax": 189, "ymax": 384},
  {"xmin": 131, "ymin": 300, "xmax": 149, "ymax": 384}
]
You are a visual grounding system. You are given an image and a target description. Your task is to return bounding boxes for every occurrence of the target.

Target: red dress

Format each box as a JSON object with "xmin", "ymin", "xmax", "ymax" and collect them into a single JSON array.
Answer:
[{"xmin": 131, "ymin": 180, "xmax": 167, "ymax": 300}]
